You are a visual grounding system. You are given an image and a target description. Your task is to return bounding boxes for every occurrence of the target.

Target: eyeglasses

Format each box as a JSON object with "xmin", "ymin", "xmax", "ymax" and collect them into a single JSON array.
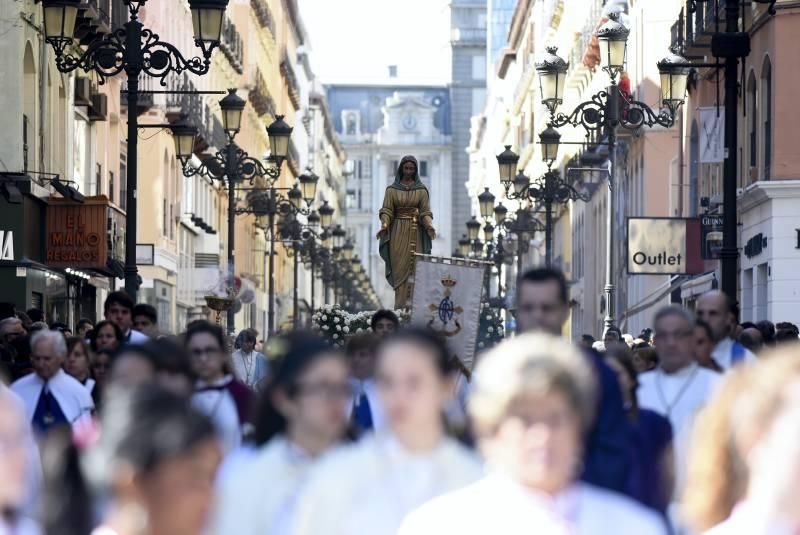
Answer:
[{"xmin": 295, "ymin": 382, "xmax": 354, "ymax": 400}]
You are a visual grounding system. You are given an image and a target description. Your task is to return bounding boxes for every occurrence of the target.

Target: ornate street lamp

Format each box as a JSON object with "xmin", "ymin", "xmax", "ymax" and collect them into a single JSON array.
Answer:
[
  {"xmin": 267, "ymin": 115, "xmax": 293, "ymax": 162},
  {"xmin": 307, "ymin": 210, "xmax": 320, "ymax": 230},
  {"xmin": 539, "ymin": 126, "xmax": 561, "ymax": 166},
  {"xmin": 41, "ymin": 0, "xmax": 229, "ymax": 300},
  {"xmin": 478, "ymin": 187, "xmax": 496, "ymax": 220},
  {"xmin": 466, "ymin": 217, "xmax": 481, "ymax": 241},
  {"xmin": 287, "ymin": 183, "xmax": 303, "ymax": 210},
  {"xmin": 318, "ymin": 201, "xmax": 334, "ymax": 229},
  {"xmin": 458, "ymin": 235, "xmax": 471, "ymax": 257},
  {"xmin": 342, "ymin": 240, "xmax": 354, "ymax": 260},
  {"xmin": 657, "ymin": 49, "xmax": 692, "ymax": 116},
  {"xmin": 219, "ymin": 88, "xmax": 246, "ymax": 139},
  {"xmin": 496, "ymin": 145, "xmax": 519, "ymax": 188},
  {"xmin": 535, "ymin": 46, "xmax": 569, "ymax": 114},
  {"xmin": 494, "ymin": 203, "xmax": 508, "ymax": 225},
  {"xmin": 483, "ymin": 222, "xmax": 495, "ymax": 243},
  {"xmin": 596, "ymin": 12, "xmax": 629, "ymax": 79},
  {"xmin": 512, "ymin": 171, "xmax": 530, "ymax": 197},
  {"xmin": 298, "ymin": 169, "xmax": 319, "ymax": 204},
  {"xmin": 170, "ymin": 116, "xmax": 198, "ymax": 166}
]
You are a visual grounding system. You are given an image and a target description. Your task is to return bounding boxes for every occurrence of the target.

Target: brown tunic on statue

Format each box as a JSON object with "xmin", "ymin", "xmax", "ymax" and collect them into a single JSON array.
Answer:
[{"xmin": 379, "ymin": 185, "xmax": 434, "ymax": 309}]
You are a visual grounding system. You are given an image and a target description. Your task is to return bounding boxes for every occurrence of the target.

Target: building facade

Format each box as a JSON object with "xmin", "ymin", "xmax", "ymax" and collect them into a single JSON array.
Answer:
[{"xmin": 327, "ymin": 84, "xmax": 453, "ymax": 307}]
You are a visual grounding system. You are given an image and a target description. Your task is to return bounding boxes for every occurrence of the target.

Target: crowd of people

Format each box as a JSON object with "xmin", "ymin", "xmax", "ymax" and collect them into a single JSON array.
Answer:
[{"xmin": 0, "ymin": 270, "xmax": 799, "ymax": 535}]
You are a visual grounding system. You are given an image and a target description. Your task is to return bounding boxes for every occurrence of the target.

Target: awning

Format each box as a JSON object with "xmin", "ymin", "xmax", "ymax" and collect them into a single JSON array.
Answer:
[
  {"xmin": 680, "ymin": 270, "xmax": 717, "ymax": 300},
  {"xmin": 620, "ymin": 275, "xmax": 687, "ymax": 330}
]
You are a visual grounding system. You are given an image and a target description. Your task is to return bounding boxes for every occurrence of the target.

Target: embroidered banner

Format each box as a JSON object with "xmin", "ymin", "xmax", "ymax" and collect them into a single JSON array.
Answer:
[{"xmin": 410, "ymin": 255, "xmax": 487, "ymax": 369}]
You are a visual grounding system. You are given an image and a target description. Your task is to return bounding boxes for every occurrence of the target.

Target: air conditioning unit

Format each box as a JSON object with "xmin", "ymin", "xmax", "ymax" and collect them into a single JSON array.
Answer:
[
  {"xmin": 88, "ymin": 93, "xmax": 108, "ymax": 122},
  {"xmin": 75, "ymin": 77, "xmax": 92, "ymax": 106}
]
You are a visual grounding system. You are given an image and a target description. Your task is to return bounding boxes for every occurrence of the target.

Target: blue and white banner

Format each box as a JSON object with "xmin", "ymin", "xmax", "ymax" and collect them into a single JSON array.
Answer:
[{"xmin": 410, "ymin": 255, "xmax": 487, "ymax": 369}]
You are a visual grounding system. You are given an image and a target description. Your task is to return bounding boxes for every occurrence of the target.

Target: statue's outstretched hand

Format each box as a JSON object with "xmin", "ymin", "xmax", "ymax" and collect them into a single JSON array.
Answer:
[{"xmin": 426, "ymin": 226, "xmax": 436, "ymax": 240}]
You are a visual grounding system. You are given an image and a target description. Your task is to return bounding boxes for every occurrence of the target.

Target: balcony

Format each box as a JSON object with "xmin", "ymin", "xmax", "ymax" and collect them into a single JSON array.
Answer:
[
  {"xmin": 450, "ymin": 28, "xmax": 487, "ymax": 45},
  {"xmin": 75, "ymin": 0, "xmax": 112, "ymax": 45},
  {"xmin": 165, "ymin": 74, "xmax": 227, "ymax": 152},
  {"xmin": 220, "ymin": 18, "xmax": 244, "ymax": 74},
  {"xmin": 670, "ymin": 0, "xmax": 726, "ymax": 58},
  {"xmin": 250, "ymin": 70, "xmax": 276, "ymax": 118},
  {"xmin": 250, "ymin": 0, "xmax": 277, "ymax": 38},
  {"xmin": 120, "ymin": 76, "xmax": 156, "ymax": 114},
  {"xmin": 280, "ymin": 59, "xmax": 301, "ymax": 111}
]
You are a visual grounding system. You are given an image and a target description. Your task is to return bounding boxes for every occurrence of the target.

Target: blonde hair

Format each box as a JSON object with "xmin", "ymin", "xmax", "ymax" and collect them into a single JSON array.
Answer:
[
  {"xmin": 683, "ymin": 347, "xmax": 800, "ymax": 531},
  {"xmin": 468, "ymin": 333, "xmax": 596, "ymax": 436}
]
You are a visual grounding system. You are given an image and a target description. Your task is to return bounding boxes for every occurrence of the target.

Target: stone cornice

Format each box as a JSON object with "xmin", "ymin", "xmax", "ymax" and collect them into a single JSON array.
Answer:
[{"xmin": 738, "ymin": 179, "xmax": 800, "ymax": 212}]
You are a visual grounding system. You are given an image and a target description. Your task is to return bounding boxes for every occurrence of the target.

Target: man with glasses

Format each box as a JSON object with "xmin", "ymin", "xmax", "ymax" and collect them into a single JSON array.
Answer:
[
  {"xmin": 638, "ymin": 306, "xmax": 721, "ymax": 523},
  {"xmin": 515, "ymin": 267, "xmax": 631, "ymax": 496},
  {"xmin": 10, "ymin": 330, "xmax": 93, "ymax": 434}
]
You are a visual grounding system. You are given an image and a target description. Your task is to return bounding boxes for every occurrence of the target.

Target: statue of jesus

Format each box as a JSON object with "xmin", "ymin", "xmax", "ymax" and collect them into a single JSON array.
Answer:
[{"xmin": 377, "ymin": 156, "xmax": 436, "ymax": 309}]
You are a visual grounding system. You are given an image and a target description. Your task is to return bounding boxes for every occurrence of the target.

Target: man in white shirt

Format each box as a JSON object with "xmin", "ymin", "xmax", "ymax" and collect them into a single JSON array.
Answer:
[
  {"xmin": 104, "ymin": 291, "xmax": 148, "ymax": 345},
  {"xmin": 230, "ymin": 329, "xmax": 269, "ymax": 391},
  {"xmin": 638, "ymin": 306, "xmax": 722, "ymax": 514},
  {"xmin": 696, "ymin": 290, "xmax": 757, "ymax": 370},
  {"xmin": 11, "ymin": 330, "xmax": 94, "ymax": 434}
]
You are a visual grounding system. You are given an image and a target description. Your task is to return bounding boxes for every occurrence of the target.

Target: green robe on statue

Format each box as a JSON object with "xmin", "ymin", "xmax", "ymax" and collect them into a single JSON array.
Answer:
[{"xmin": 378, "ymin": 156, "xmax": 434, "ymax": 309}]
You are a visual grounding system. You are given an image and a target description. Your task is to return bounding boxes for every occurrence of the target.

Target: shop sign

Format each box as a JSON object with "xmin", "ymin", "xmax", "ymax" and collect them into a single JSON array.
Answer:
[
  {"xmin": 627, "ymin": 217, "xmax": 704, "ymax": 275},
  {"xmin": 46, "ymin": 198, "xmax": 109, "ymax": 269},
  {"xmin": 0, "ymin": 231, "xmax": 14, "ymax": 260},
  {"xmin": 701, "ymin": 215, "xmax": 723, "ymax": 260}
]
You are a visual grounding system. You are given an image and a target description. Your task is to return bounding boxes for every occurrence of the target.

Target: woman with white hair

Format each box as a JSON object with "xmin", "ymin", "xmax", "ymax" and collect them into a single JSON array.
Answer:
[{"xmin": 400, "ymin": 333, "xmax": 667, "ymax": 535}]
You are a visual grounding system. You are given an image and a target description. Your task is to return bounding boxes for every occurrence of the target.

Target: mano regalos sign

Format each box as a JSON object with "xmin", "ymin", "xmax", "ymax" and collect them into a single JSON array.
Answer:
[
  {"xmin": 627, "ymin": 217, "xmax": 704, "ymax": 275},
  {"xmin": 46, "ymin": 198, "xmax": 109, "ymax": 269}
]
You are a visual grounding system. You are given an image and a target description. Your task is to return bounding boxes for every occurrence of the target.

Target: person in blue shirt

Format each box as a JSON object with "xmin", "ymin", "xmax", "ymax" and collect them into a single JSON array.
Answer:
[{"xmin": 515, "ymin": 267, "xmax": 631, "ymax": 495}]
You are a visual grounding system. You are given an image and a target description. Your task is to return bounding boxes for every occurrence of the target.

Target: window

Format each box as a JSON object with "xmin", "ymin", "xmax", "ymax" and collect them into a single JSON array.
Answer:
[
  {"xmin": 356, "ymin": 160, "xmax": 363, "ymax": 179},
  {"xmin": 163, "ymin": 199, "xmax": 168, "ymax": 237},
  {"xmin": 762, "ymin": 57, "xmax": 772, "ymax": 180},
  {"xmin": 119, "ymin": 156, "xmax": 127, "ymax": 210},
  {"xmin": 472, "ymin": 88, "xmax": 487, "ymax": 116},
  {"xmin": 391, "ymin": 160, "xmax": 398, "ymax": 177},
  {"xmin": 95, "ymin": 163, "xmax": 102, "ymax": 196},
  {"xmin": 472, "ymin": 54, "xmax": 486, "ymax": 81},
  {"xmin": 420, "ymin": 160, "xmax": 428, "ymax": 177},
  {"xmin": 109, "ymin": 171, "xmax": 115, "ymax": 203},
  {"xmin": 747, "ymin": 72, "xmax": 757, "ymax": 172}
]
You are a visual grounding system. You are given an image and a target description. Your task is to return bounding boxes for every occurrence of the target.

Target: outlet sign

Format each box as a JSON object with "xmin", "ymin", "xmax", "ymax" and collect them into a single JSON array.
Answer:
[{"xmin": 627, "ymin": 217, "xmax": 704, "ymax": 275}]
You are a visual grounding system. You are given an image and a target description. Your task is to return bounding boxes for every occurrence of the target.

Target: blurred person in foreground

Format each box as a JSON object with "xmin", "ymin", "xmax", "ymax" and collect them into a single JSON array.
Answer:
[
  {"xmin": 683, "ymin": 346, "xmax": 800, "ymax": 534},
  {"xmin": 185, "ymin": 321, "xmax": 253, "ymax": 453},
  {"xmin": 399, "ymin": 334, "xmax": 666, "ymax": 535},
  {"xmin": 514, "ymin": 267, "xmax": 631, "ymax": 495},
  {"xmin": 604, "ymin": 343, "xmax": 673, "ymax": 517},
  {"xmin": 11, "ymin": 330, "xmax": 94, "ymax": 434},
  {"xmin": 292, "ymin": 328, "xmax": 482, "ymax": 535},
  {"xmin": 210, "ymin": 332, "xmax": 351, "ymax": 535},
  {"xmin": 0, "ymin": 388, "xmax": 41, "ymax": 535},
  {"xmin": 107, "ymin": 338, "xmax": 195, "ymax": 397},
  {"xmin": 696, "ymin": 291, "xmax": 756, "ymax": 369},
  {"xmin": 41, "ymin": 384, "xmax": 221, "ymax": 535}
]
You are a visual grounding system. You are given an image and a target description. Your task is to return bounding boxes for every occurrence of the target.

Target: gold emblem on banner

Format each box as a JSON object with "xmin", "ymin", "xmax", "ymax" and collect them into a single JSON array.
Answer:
[{"xmin": 427, "ymin": 274, "xmax": 463, "ymax": 337}]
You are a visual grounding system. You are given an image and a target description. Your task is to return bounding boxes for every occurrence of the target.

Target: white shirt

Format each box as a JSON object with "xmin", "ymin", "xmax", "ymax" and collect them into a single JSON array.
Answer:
[
  {"xmin": 211, "ymin": 438, "xmax": 320, "ymax": 535},
  {"xmin": 705, "ymin": 501, "xmax": 798, "ymax": 535},
  {"xmin": 292, "ymin": 433, "xmax": 483, "ymax": 535},
  {"xmin": 399, "ymin": 474, "xmax": 667, "ymax": 535},
  {"xmin": 192, "ymin": 375, "xmax": 242, "ymax": 453},
  {"xmin": 230, "ymin": 350, "xmax": 268, "ymax": 390},
  {"xmin": 11, "ymin": 369, "xmax": 94, "ymax": 430},
  {"xmin": 711, "ymin": 338, "xmax": 757, "ymax": 370},
  {"xmin": 124, "ymin": 329, "xmax": 149, "ymax": 345},
  {"xmin": 348, "ymin": 378, "xmax": 386, "ymax": 431},
  {"xmin": 638, "ymin": 364, "xmax": 722, "ymax": 498}
]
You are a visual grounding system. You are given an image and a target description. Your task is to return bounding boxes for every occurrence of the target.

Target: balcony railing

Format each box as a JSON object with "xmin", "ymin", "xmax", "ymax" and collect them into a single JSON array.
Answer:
[
  {"xmin": 670, "ymin": 0, "xmax": 725, "ymax": 55},
  {"xmin": 250, "ymin": 69, "xmax": 276, "ymax": 118},
  {"xmin": 165, "ymin": 74, "xmax": 227, "ymax": 152},
  {"xmin": 450, "ymin": 27, "xmax": 487, "ymax": 44},
  {"xmin": 220, "ymin": 18, "xmax": 244, "ymax": 74},
  {"xmin": 75, "ymin": 0, "xmax": 112, "ymax": 45},
  {"xmin": 280, "ymin": 59, "xmax": 301, "ymax": 111},
  {"xmin": 250, "ymin": 0, "xmax": 277, "ymax": 38}
]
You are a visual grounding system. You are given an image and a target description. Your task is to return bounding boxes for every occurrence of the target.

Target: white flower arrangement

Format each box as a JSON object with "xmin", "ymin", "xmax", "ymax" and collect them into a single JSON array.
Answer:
[{"xmin": 311, "ymin": 307, "xmax": 411, "ymax": 344}]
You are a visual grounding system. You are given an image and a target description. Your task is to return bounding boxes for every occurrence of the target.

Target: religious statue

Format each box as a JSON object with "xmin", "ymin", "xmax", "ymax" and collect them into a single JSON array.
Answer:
[{"xmin": 377, "ymin": 156, "xmax": 436, "ymax": 309}]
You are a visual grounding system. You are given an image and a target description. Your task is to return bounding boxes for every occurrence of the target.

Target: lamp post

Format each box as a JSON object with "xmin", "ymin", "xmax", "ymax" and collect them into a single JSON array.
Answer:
[
  {"xmin": 41, "ymin": 0, "xmax": 229, "ymax": 299},
  {"xmin": 496, "ymin": 131, "xmax": 588, "ymax": 267},
  {"xmin": 171, "ymin": 94, "xmax": 295, "ymax": 334},
  {"xmin": 535, "ymin": 13, "xmax": 690, "ymax": 335}
]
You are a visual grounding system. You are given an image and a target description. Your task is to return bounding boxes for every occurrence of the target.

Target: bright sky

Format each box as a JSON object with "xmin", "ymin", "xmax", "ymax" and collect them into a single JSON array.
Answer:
[{"xmin": 298, "ymin": 0, "xmax": 451, "ymax": 85}]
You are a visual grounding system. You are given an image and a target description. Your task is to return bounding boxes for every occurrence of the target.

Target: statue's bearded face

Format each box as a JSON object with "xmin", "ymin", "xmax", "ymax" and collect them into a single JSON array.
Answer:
[{"xmin": 401, "ymin": 161, "xmax": 417, "ymax": 179}]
